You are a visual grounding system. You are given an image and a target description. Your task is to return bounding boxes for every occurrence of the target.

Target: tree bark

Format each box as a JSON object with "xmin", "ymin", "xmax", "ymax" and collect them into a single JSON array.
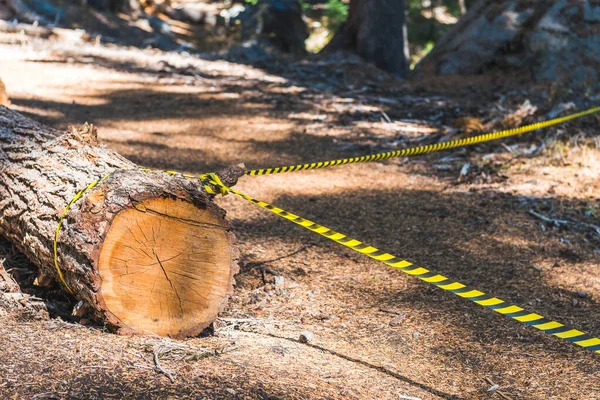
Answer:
[
  {"xmin": 0, "ymin": 0, "xmax": 16, "ymax": 21},
  {"xmin": 414, "ymin": 0, "xmax": 600, "ymax": 88},
  {"xmin": 0, "ymin": 78, "xmax": 8, "ymax": 106},
  {"xmin": 0, "ymin": 106, "xmax": 240, "ymax": 338},
  {"xmin": 87, "ymin": 0, "xmax": 141, "ymax": 17},
  {"xmin": 322, "ymin": 0, "xmax": 410, "ymax": 79}
]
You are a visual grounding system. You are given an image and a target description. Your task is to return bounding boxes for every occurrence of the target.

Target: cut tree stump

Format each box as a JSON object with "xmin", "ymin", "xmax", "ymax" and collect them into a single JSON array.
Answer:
[{"xmin": 0, "ymin": 106, "xmax": 241, "ymax": 338}]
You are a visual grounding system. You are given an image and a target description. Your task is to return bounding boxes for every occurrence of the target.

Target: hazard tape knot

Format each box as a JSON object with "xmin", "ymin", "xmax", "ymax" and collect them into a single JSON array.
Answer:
[{"xmin": 200, "ymin": 173, "xmax": 230, "ymax": 196}]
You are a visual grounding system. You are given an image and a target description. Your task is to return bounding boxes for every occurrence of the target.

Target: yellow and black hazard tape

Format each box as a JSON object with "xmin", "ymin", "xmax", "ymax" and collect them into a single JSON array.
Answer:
[
  {"xmin": 54, "ymin": 106, "xmax": 599, "ymax": 286},
  {"xmin": 52, "ymin": 105, "xmax": 600, "ymax": 355},
  {"xmin": 201, "ymin": 173, "xmax": 600, "ymax": 355},
  {"xmin": 247, "ymin": 106, "xmax": 600, "ymax": 176},
  {"xmin": 53, "ymin": 169, "xmax": 600, "ymax": 354},
  {"xmin": 53, "ymin": 173, "xmax": 111, "ymax": 293}
]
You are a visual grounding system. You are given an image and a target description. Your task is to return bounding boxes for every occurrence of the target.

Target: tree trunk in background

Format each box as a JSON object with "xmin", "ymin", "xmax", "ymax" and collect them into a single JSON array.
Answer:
[
  {"xmin": 262, "ymin": 0, "xmax": 309, "ymax": 54},
  {"xmin": 0, "ymin": 0, "xmax": 16, "ymax": 20},
  {"xmin": 458, "ymin": 0, "xmax": 466, "ymax": 15},
  {"xmin": 323, "ymin": 0, "xmax": 410, "ymax": 79},
  {"xmin": 414, "ymin": 0, "xmax": 600, "ymax": 88},
  {"xmin": 0, "ymin": 106, "xmax": 240, "ymax": 338},
  {"xmin": 0, "ymin": 78, "xmax": 8, "ymax": 106},
  {"xmin": 107, "ymin": 0, "xmax": 141, "ymax": 16}
]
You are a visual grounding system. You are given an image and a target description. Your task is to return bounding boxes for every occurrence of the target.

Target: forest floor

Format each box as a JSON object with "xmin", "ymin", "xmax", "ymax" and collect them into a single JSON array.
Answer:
[{"xmin": 1, "ymin": 33, "xmax": 600, "ymax": 400}]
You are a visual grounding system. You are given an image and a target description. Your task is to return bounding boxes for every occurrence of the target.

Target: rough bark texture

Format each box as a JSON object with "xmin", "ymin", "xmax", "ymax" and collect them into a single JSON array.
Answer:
[
  {"xmin": 459, "ymin": 0, "xmax": 467, "ymax": 15},
  {"xmin": 414, "ymin": 0, "xmax": 600, "ymax": 88},
  {"xmin": 0, "ymin": 0, "xmax": 16, "ymax": 20},
  {"xmin": 0, "ymin": 106, "xmax": 240, "ymax": 338},
  {"xmin": 262, "ymin": 0, "xmax": 309, "ymax": 54},
  {"xmin": 222, "ymin": 0, "xmax": 309, "ymax": 55},
  {"xmin": 323, "ymin": 0, "xmax": 410, "ymax": 78},
  {"xmin": 86, "ymin": 0, "xmax": 141, "ymax": 17}
]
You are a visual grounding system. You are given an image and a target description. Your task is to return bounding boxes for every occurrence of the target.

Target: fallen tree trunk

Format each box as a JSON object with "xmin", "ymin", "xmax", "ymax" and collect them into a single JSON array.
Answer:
[{"xmin": 0, "ymin": 106, "xmax": 240, "ymax": 338}]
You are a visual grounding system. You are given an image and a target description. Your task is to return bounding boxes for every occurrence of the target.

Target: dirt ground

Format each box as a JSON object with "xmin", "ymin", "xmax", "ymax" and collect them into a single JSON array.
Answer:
[{"xmin": 1, "ymin": 36, "xmax": 600, "ymax": 400}]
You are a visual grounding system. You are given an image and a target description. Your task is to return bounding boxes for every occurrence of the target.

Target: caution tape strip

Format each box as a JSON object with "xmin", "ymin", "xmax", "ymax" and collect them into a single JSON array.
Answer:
[
  {"xmin": 53, "ymin": 173, "xmax": 111, "ymax": 293},
  {"xmin": 53, "ymin": 169, "xmax": 600, "ymax": 354},
  {"xmin": 51, "ymin": 106, "xmax": 600, "ymax": 354},
  {"xmin": 201, "ymin": 173, "xmax": 600, "ymax": 355},
  {"xmin": 53, "ymin": 106, "xmax": 600, "ymax": 285},
  {"xmin": 247, "ymin": 106, "xmax": 600, "ymax": 176}
]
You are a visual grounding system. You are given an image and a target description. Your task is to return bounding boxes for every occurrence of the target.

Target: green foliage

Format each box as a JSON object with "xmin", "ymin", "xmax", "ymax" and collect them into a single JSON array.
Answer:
[
  {"xmin": 324, "ymin": 0, "xmax": 349, "ymax": 32},
  {"xmin": 299, "ymin": 0, "xmax": 311, "ymax": 12},
  {"xmin": 304, "ymin": 0, "xmax": 469, "ymax": 57},
  {"xmin": 585, "ymin": 204, "xmax": 598, "ymax": 217},
  {"xmin": 406, "ymin": 0, "xmax": 467, "ymax": 67},
  {"xmin": 245, "ymin": 0, "xmax": 313, "ymax": 11},
  {"xmin": 410, "ymin": 40, "xmax": 434, "ymax": 69}
]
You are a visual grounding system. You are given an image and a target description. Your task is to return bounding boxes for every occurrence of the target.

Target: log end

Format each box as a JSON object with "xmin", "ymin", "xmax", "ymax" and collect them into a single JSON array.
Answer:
[{"xmin": 97, "ymin": 197, "xmax": 236, "ymax": 338}]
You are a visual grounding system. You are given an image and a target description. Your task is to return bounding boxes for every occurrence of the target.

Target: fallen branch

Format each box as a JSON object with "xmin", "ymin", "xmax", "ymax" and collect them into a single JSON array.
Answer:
[
  {"xmin": 528, "ymin": 210, "xmax": 568, "ymax": 227},
  {"xmin": 484, "ymin": 377, "xmax": 513, "ymax": 400},
  {"xmin": 153, "ymin": 349, "xmax": 175, "ymax": 383},
  {"xmin": 529, "ymin": 210, "xmax": 600, "ymax": 238},
  {"xmin": 143, "ymin": 339, "xmax": 235, "ymax": 382}
]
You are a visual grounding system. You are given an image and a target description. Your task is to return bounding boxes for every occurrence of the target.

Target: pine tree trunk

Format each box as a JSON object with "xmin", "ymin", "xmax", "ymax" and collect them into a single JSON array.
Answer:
[
  {"xmin": 89, "ymin": 0, "xmax": 141, "ymax": 17},
  {"xmin": 0, "ymin": 106, "xmax": 239, "ymax": 338},
  {"xmin": 0, "ymin": 78, "xmax": 8, "ymax": 106},
  {"xmin": 414, "ymin": 0, "xmax": 600, "ymax": 88},
  {"xmin": 323, "ymin": 0, "xmax": 410, "ymax": 79},
  {"xmin": 458, "ymin": 0, "xmax": 467, "ymax": 15}
]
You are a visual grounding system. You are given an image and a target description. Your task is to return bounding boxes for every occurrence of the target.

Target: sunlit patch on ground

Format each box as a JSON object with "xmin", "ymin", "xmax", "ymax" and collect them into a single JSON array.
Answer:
[{"xmin": 1, "ymin": 32, "xmax": 599, "ymax": 399}]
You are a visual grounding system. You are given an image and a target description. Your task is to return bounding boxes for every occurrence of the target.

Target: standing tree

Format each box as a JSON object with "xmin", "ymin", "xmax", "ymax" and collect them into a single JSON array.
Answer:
[
  {"xmin": 458, "ymin": 0, "xmax": 467, "ymax": 15},
  {"xmin": 323, "ymin": 0, "xmax": 410, "ymax": 79},
  {"xmin": 0, "ymin": 78, "xmax": 8, "ymax": 106},
  {"xmin": 85, "ymin": 0, "xmax": 141, "ymax": 17},
  {"xmin": 414, "ymin": 0, "xmax": 600, "ymax": 87}
]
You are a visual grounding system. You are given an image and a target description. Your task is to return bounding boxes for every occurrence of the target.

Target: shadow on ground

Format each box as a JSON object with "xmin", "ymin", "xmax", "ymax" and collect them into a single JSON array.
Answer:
[
  {"xmin": 13, "ymin": 80, "xmax": 597, "ymax": 181},
  {"xmin": 231, "ymin": 187, "xmax": 600, "ymax": 367}
]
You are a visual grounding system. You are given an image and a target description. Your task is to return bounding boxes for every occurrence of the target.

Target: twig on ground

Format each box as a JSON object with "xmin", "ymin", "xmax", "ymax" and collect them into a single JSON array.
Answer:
[
  {"xmin": 529, "ymin": 210, "xmax": 600, "ymax": 237},
  {"xmin": 131, "ymin": 363, "xmax": 154, "ymax": 370},
  {"xmin": 381, "ymin": 111, "xmax": 392, "ymax": 123},
  {"xmin": 243, "ymin": 244, "xmax": 315, "ymax": 272},
  {"xmin": 484, "ymin": 377, "xmax": 512, "ymax": 400},
  {"xmin": 379, "ymin": 308, "xmax": 405, "ymax": 316},
  {"xmin": 567, "ymin": 219, "xmax": 600, "ymax": 238},
  {"xmin": 0, "ymin": 259, "xmax": 20, "ymax": 293},
  {"xmin": 501, "ymin": 143, "xmax": 519, "ymax": 155},
  {"xmin": 32, "ymin": 392, "xmax": 65, "ymax": 399},
  {"xmin": 144, "ymin": 338, "xmax": 235, "ymax": 382},
  {"xmin": 153, "ymin": 348, "xmax": 175, "ymax": 383},
  {"xmin": 237, "ymin": 329, "xmax": 462, "ymax": 400},
  {"xmin": 528, "ymin": 210, "xmax": 568, "ymax": 227}
]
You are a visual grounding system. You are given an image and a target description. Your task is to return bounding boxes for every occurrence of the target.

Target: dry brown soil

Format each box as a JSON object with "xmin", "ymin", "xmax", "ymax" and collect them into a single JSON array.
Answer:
[{"xmin": 1, "ymin": 38, "xmax": 600, "ymax": 399}]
